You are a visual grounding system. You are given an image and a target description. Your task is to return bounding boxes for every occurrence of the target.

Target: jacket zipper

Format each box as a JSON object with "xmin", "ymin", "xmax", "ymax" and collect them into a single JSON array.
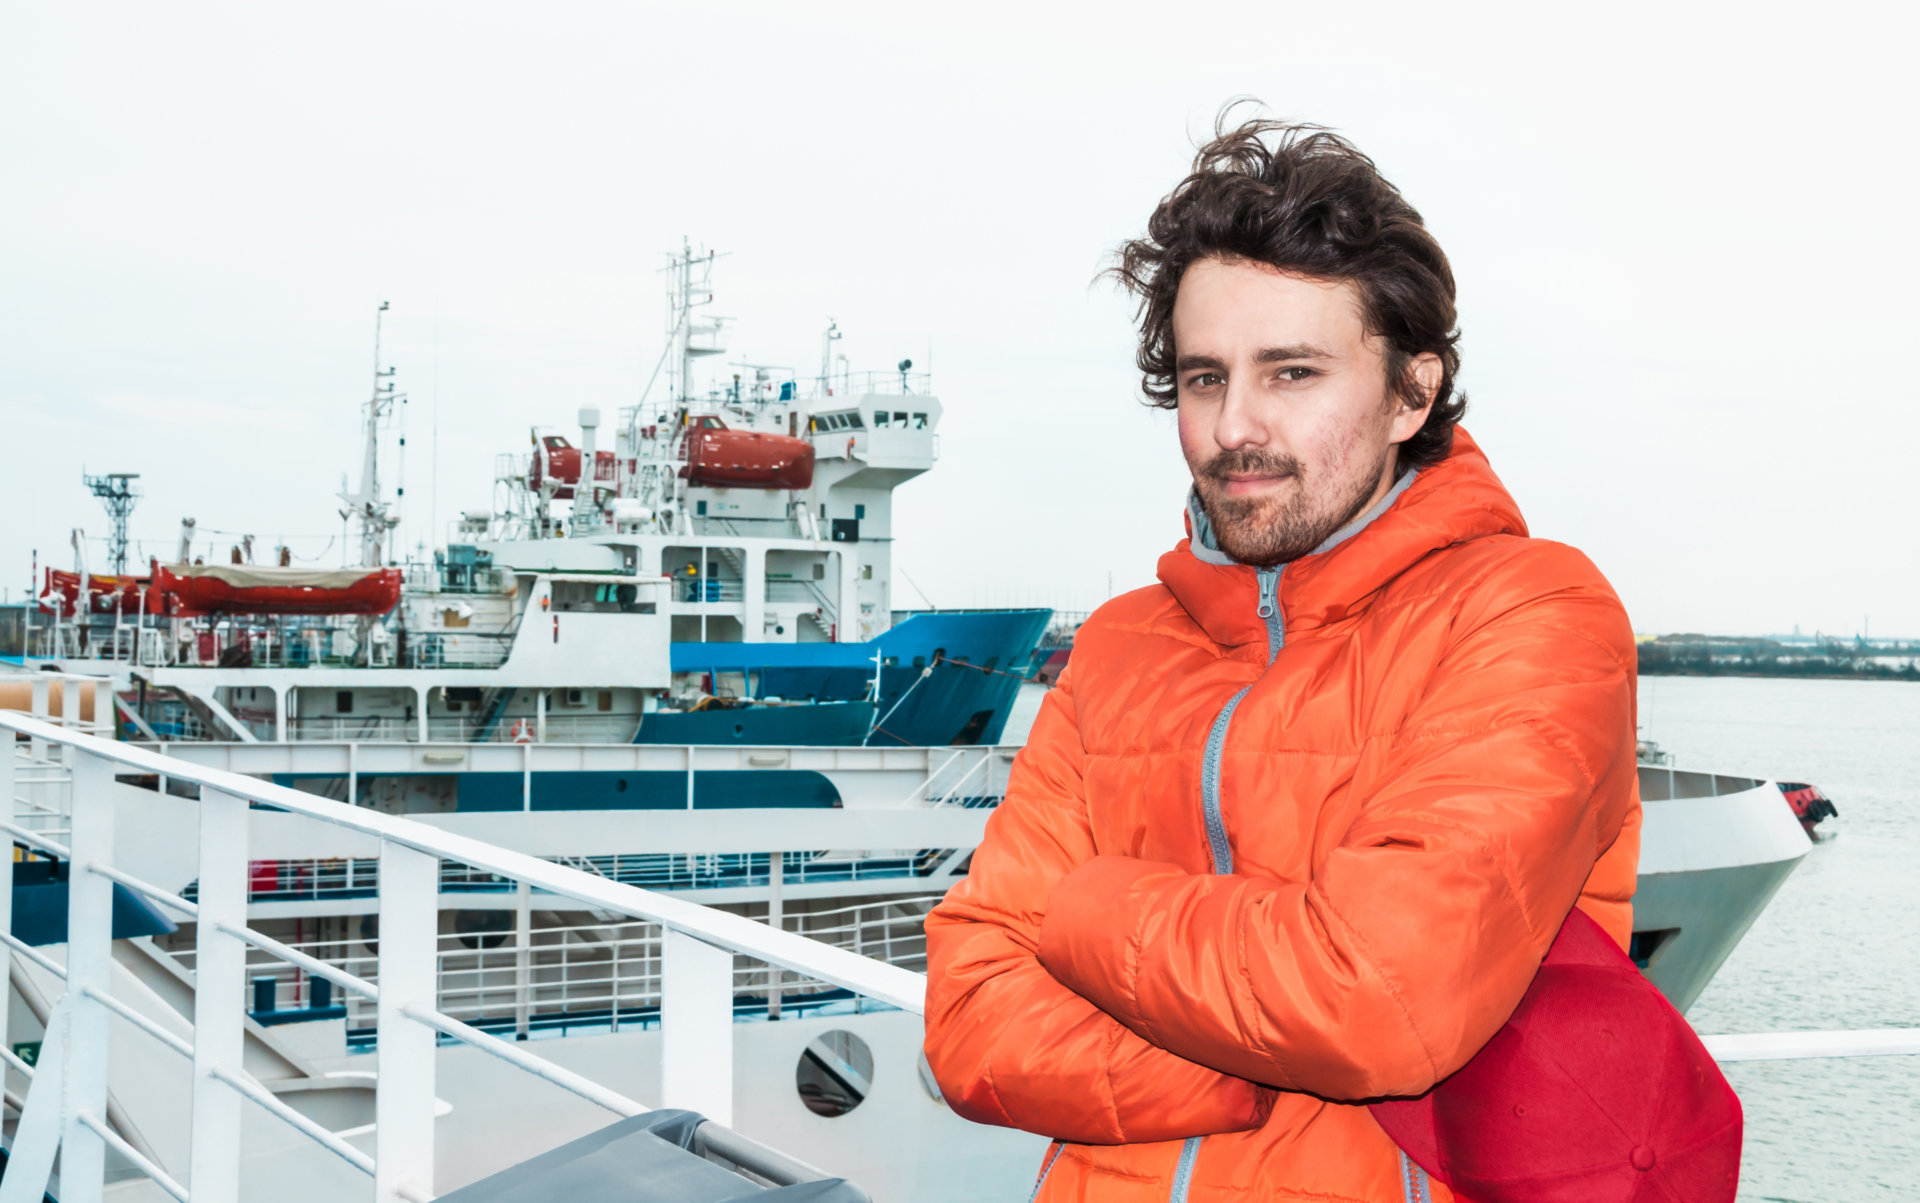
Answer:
[
  {"xmin": 1173, "ymin": 567, "xmax": 1288, "ymax": 1200},
  {"xmin": 1255, "ymin": 566, "xmax": 1285, "ymax": 662}
]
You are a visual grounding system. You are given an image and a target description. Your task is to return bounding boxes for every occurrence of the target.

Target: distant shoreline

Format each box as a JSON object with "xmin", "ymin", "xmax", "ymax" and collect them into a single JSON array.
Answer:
[{"xmin": 1638, "ymin": 666, "xmax": 1920, "ymax": 682}]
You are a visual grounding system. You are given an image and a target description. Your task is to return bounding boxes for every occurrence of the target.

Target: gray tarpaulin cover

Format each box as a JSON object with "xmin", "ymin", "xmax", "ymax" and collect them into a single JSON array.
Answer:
[
  {"xmin": 164, "ymin": 563, "xmax": 387, "ymax": 589},
  {"xmin": 437, "ymin": 1110, "xmax": 872, "ymax": 1203}
]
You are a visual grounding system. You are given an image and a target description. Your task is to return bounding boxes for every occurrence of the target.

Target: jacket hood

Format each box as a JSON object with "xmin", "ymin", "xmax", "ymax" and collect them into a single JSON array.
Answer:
[{"xmin": 1159, "ymin": 427, "xmax": 1527, "ymax": 650}]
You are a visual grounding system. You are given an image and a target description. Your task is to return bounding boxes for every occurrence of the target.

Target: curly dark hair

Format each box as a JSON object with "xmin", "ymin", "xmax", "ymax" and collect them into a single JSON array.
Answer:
[{"xmin": 1110, "ymin": 109, "xmax": 1466, "ymax": 471}]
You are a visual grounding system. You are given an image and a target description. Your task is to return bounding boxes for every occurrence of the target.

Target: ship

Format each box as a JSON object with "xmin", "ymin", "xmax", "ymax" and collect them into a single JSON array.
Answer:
[{"xmin": 21, "ymin": 246, "xmax": 1050, "ymax": 773}]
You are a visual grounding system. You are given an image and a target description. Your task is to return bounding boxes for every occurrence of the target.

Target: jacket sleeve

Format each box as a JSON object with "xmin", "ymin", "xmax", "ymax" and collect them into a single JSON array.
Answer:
[
  {"xmin": 1036, "ymin": 569, "xmax": 1639, "ymax": 1101},
  {"xmin": 923, "ymin": 671, "xmax": 1275, "ymax": 1144}
]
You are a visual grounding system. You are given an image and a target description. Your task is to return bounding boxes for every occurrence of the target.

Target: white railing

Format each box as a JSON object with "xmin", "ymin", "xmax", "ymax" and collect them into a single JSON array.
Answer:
[
  {"xmin": 896, "ymin": 746, "xmax": 1011, "ymax": 808},
  {"xmin": 0, "ymin": 711, "xmax": 923, "ymax": 1203},
  {"xmin": 177, "ymin": 895, "xmax": 939, "ymax": 1037}
]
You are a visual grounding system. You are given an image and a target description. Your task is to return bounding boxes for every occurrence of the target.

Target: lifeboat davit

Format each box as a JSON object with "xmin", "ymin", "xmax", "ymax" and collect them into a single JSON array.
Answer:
[
  {"xmin": 154, "ymin": 562, "xmax": 402, "ymax": 617},
  {"xmin": 531, "ymin": 434, "xmax": 619, "ymax": 501},
  {"xmin": 680, "ymin": 417, "xmax": 814, "ymax": 489},
  {"xmin": 39, "ymin": 569, "xmax": 164, "ymax": 618}
]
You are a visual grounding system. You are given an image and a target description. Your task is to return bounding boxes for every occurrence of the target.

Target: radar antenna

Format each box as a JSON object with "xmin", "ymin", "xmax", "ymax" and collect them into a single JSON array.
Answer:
[
  {"xmin": 82, "ymin": 471, "xmax": 142, "ymax": 574},
  {"xmin": 337, "ymin": 301, "xmax": 404, "ymax": 566}
]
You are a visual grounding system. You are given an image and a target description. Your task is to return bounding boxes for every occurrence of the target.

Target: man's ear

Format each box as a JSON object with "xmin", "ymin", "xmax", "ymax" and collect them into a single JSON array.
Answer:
[{"xmin": 1390, "ymin": 352, "xmax": 1443, "ymax": 442}]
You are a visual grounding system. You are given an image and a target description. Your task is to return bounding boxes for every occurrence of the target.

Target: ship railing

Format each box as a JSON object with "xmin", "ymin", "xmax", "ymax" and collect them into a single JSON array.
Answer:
[
  {"xmin": 765, "ymin": 578, "xmax": 830, "ymax": 606},
  {"xmin": 835, "ymin": 370, "xmax": 934, "ymax": 398},
  {"xmin": 212, "ymin": 848, "xmax": 963, "ymax": 904},
  {"xmin": 171, "ymin": 895, "xmax": 941, "ymax": 1039},
  {"xmin": 402, "ymin": 631, "xmax": 514, "ymax": 670},
  {"xmin": 421, "ymin": 712, "xmax": 642, "ymax": 744},
  {"xmin": 289, "ymin": 715, "xmax": 416, "ymax": 742},
  {"xmin": 0, "ymin": 711, "xmax": 924, "ymax": 1203},
  {"xmin": 897, "ymin": 746, "xmax": 1011, "ymax": 809},
  {"xmin": 677, "ymin": 578, "xmax": 746, "ymax": 604}
]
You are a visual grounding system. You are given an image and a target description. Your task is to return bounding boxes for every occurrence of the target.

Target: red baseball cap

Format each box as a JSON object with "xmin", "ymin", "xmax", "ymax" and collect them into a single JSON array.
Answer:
[{"xmin": 1369, "ymin": 908, "xmax": 1742, "ymax": 1202}]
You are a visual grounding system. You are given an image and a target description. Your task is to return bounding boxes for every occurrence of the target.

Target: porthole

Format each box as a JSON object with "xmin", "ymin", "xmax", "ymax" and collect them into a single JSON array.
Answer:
[{"xmin": 796, "ymin": 1030, "xmax": 873, "ymax": 1117}]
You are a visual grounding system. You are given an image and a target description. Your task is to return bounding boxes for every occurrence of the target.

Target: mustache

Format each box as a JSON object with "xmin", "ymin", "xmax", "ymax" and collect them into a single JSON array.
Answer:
[{"xmin": 1200, "ymin": 449, "xmax": 1303, "ymax": 483}]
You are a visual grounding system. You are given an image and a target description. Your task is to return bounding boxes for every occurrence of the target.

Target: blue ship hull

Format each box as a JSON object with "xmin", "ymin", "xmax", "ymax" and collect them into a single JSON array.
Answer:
[{"xmin": 665, "ymin": 608, "xmax": 1048, "ymax": 746}]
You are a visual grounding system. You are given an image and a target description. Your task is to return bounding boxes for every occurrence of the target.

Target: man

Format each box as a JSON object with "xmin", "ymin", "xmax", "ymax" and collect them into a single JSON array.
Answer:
[{"xmin": 922, "ymin": 117, "xmax": 1640, "ymax": 1202}]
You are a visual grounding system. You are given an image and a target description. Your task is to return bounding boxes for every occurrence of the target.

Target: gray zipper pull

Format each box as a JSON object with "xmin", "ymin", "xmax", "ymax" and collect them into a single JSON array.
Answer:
[{"xmin": 1255, "ymin": 567, "xmax": 1285, "ymax": 661}]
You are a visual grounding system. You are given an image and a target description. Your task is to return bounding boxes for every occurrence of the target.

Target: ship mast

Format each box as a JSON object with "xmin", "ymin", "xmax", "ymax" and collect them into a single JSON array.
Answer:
[{"xmin": 338, "ymin": 301, "xmax": 403, "ymax": 567}]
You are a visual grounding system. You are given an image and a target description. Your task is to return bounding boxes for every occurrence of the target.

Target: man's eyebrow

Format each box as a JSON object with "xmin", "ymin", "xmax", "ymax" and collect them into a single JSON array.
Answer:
[
  {"xmin": 1253, "ymin": 343, "xmax": 1335, "ymax": 364},
  {"xmin": 1173, "ymin": 353, "xmax": 1227, "ymax": 374}
]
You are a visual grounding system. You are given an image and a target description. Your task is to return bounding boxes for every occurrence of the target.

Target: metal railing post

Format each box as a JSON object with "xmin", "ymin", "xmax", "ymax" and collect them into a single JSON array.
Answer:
[
  {"xmin": 60, "ymin": 749, "xmax": 118, "ymax": 1203},
  {"xmin": 29, "ymin": 676, "xmax": 49, "ymax": 760},
  {"xmin": 514, "ymin": 880, "xmax": 532, "ymax": 1039},
  {"xmin": 767, "ymin": 854, "xmax": 783, "ymax": 1020},
  {"xmin": 661, "ymin": 927, "xmax": 734, "ymax": 1126},
  {"xmin": 375, "ymin": 839, "xmax": 439, "ymax": 1203},
  {"xmin": 191, "ymin": 787, "xmax": 250, "ymax": 1203}
]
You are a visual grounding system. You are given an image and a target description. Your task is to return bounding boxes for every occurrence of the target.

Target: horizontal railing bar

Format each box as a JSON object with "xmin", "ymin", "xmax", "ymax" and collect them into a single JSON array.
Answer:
[
  {"xmin": 216, "ymin": 921, "xmax": 380, "ymax": 1001},
  {"xmin": 82, "ymin": 985, "xmax": 194, "ymax": 1059},
  {"xmin": 209, "ymin": 1064, "xmax": 375, "ymax": 1176},
  {"xmin": 1, "ymin": 1046, "xmax": 36, "ymax": 1080},
  {"xmin": 87, "ymin": 862, "xmax": 200, "ymax": 917},
  {"xmin": 5, "ymin": 715, "xmax": 925, "ymax": 1012},
  {"xmin": 0, "ymin": 819, "xmax": 73, "ymax": 859},
  {"xmin": 1703, "ymin": 1028, "xmax": 1920, "ymax": 1062},
  {"xmin": 76, "ymin": 1108, "xmax": 190, "ymax": 1203},
  {"xmin": 399, "ymin": 1004, "xmax": 647, "ymax": 1117},
  {"xmin": 2, "ymin": 933, "xmax": 69, "ymax": 981}
]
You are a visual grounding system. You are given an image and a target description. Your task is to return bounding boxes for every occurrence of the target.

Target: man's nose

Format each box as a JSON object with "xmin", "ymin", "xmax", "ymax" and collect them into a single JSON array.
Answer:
[{"xmin": 1211, "ymin": 371, "xmax": 1268, "ymax": 451}]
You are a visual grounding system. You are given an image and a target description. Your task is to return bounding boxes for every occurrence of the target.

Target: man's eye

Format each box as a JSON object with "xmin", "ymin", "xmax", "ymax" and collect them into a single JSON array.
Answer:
[
  {"xmin": 1188, "ymin": 373, "xmax": 1224, "ymax": 389},
  {"xmin": 1278, "ymin": 367, "xmax": 1317, "ymax": 383}
]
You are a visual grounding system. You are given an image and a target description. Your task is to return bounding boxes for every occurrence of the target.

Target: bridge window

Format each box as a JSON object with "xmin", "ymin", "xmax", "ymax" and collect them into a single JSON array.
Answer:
[
  {"xmin": 912, "ymin": 413, "xmax": 928, "ymax": 429},
  {"xmin": 873, "ymin": 411, "xmax": 890, "ymax": 427}
]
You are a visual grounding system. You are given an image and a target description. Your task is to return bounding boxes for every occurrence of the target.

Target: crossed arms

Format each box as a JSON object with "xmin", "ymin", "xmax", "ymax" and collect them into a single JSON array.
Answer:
[{"xmin": 921, "ymin": 583, "xmax": 1636, "ymax": 1144}]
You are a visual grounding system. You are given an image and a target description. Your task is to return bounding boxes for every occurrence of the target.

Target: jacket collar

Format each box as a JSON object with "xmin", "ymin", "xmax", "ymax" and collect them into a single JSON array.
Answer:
[{"xmin": 1158, "ymin": 428, "xmax": 1528, "ymax": 651}]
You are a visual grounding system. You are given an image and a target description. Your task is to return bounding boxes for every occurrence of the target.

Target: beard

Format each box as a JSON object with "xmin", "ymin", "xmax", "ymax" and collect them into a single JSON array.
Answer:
[{"xmin": 1193, "ymin": 445, "xmax": 1390, "ymax": 567}]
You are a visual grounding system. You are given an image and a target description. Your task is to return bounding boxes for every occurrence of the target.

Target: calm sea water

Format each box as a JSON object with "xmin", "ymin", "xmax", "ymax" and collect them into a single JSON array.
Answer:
[
  {"xmin": 1001, "ymin": 676, "xmax": 1920, "ymax": 1198},
  {"xmin": 1644, "ymin": 676, "xmax": 1920, "ymax": 1201}
]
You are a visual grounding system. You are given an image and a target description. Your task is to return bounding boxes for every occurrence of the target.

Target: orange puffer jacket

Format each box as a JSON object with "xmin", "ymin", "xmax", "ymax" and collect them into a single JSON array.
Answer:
[{"xmin": 923, "ymin": 431, "xmax": 1640, "ymax": 1203}]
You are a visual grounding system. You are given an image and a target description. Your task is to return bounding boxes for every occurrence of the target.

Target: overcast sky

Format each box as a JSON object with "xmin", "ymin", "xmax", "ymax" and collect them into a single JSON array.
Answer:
[{"xmin": 3, "ymin": 2, "xmax": 1914, "ymax": 637}]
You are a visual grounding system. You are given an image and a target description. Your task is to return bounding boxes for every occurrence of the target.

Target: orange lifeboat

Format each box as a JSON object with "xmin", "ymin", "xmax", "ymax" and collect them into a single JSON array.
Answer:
[
  {"xmin": 680, "ymin": 416, "xmax": 814, "ymax": 489},
  {"xmin": 153, "ymin": 562, "xmax": 402, "ymax": 616}
]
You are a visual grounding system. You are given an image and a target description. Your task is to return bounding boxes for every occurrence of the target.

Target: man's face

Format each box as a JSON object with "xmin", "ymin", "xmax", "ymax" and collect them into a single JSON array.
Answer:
[{"xmin": 1173, "ymin": 256, "xmax": 1433, "ymax": 567}]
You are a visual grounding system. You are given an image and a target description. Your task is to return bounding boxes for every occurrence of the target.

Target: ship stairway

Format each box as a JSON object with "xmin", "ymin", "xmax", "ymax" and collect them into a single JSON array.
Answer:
[
  {"xmin": 5, "ymin": 681, "xmax": 1920, "ymax": 1201},
  {"xmin": 468, "ymin": 688, "xmax": 517, "ymax": 745}
]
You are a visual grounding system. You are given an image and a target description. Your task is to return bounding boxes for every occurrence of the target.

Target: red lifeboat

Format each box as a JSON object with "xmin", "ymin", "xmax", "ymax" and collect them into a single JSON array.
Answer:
[
  {"xmin": 530, "ymin": 434, "xmax": 617, "ymax": 500},
  {"xmin": 154, "ymin": 562, "xmax": 402, "ymax": 617},
  {"xmin": 680, "ymin": 417, "xmax": 814, "ymax": 489}
]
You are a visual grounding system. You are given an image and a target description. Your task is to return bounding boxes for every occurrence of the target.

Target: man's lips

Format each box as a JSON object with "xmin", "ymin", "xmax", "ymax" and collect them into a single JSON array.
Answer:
[{"xmin": 1217, "ymin": 473, "xmax": 1296, "ymax": 495}]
